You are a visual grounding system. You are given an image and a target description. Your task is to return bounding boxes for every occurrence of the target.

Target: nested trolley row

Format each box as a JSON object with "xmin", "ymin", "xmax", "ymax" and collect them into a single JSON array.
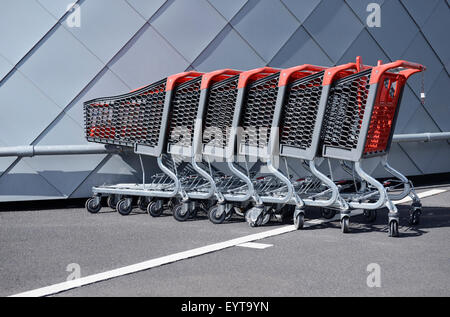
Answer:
[{"xmin": 84, "ymin": 57, "xmax": 425, "ymax": 237}]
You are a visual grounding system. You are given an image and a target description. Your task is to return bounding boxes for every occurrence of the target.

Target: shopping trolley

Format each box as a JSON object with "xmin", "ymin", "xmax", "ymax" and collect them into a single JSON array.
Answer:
[
  {"xmin": 318, "ymin": 59, "xmax": 426, "ymax": 237},
  {"xmin": 84, "ymin": 72, "xmax": 208, "ymax": 216},
  {"xmin": 190, "ymin": 69, "xmax": 268, "ymax": 224}
]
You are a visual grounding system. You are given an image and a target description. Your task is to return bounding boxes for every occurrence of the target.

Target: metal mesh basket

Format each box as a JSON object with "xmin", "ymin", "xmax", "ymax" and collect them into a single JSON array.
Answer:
[
  {"xmin": 84, "ymin": 79, "xmax": 166, "ymax": 147},
  {"xmin": 167, "ymin": 77, "xmax": 202, "ymax": 149},
  {"xmin": 279, "ymin": 71, "xmax": 325, "ymax": 151},
  {"xmin": 321, "ymin": 69, "xmax": 372, "ymax": 153},
  {"xmin": 202, "ymin": 75, "xmax": 240, "ymax": 149},
  {"xmin": 239, "ymin": 72, "xmax": 280, "ymax": 151}
]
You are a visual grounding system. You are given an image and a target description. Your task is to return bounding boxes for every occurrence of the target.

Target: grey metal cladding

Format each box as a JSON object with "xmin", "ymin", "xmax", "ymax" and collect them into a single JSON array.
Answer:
[
  {"xmin": 0, "ymin": 0, "xmax": 448, "ymax": 201},
  {"xmin": 109, "ymin": 24, "xmax": 189, "ymax": 88},
  {"xmin": 61, "ymin": 0, "xmax": 145, "ymax": 64},
  {"xmin": 192, "ymin": 25, "xmax": 265, "ymax": 72},
  {"xmin": 270, "ymin": 27, "xmax": 333, "ymax": 68},
  {"xmin": 231, "ymin": 0, "xmax": 299, "ymax": 62},
  {"xmin": 303, "ymin": 0, "xmax": 364, "ymax": 62}
]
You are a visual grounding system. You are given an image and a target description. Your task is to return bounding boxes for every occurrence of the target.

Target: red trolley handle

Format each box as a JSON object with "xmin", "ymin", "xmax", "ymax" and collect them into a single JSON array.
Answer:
[
  {"xmin": 200, "ymin": 69, "xmax": 242, "ymax": 90},
  {"xmin": 237, "ymin": 67, "xmax": 279, "ymax": 89},
  {"xmin": 322, "ymin": 56, "xmax": 370, "ymax": 86},
  {"xmin": 369, "ymin": 60, "xmax": 426, "ymax": 84},
  {"xmin": 166, "ymin": 71, "xmax": 203, "ymax": 91},
  {"xmin": 278, "ymin": 64, "xmax": 327, "ymax": 87}
]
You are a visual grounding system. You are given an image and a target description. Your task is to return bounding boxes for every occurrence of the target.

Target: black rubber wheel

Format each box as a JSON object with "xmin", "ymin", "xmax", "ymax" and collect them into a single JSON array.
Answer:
[
  {"xmin": 86, "ymin": 197, "xmax": 101, "ymax": 214},
  {"xmin": 116, "ymin": 198, "xmax": 132, "ymax": 216},
  {"xmin": 147, "ymin": 201, "xmax": 163, "ymax": 217},
  {"xmin": 341, "ymin": 216, "xmax": 350, "ymax": 233},
  {"xmin": 107, "ymin": 195, "xmax": 119, "ymax": 210},
  {"xmin": 409, "ymin": 209, "xmax": 421, "ymax": 225},
  {"xmin": 137, "ymin": 196, "xmax": 150, "ymax": 211},
  {"xmin": 173, "ymin": 203, "xmax": 190, "ymax": 222},
  {"xmin": 208, "ymin": 205, "xmax": 227, "ymax": 224},
  {"xmin": 364, "ymin": 209, "xmax": 377, "ymax": 223},
  {"xmin": 294, "ymin": 213, "xmax": 304, "ymax": 230},
  {"xmin": 389, "ymin": 220, "xmax": 399, "ymax": 237},
  {"xmin": 321, "ymin": 208, "xmax": 336, "ymax": 220}
]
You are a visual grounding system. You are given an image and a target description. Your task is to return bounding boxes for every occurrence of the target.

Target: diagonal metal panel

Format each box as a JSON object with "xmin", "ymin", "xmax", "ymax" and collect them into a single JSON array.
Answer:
[
  {"xmin": 230, "ymin": 0, "xmax": 300, "ymax": 62},
  {"xmin": 423, "ymin": 70, "xmax": 450, "ymax": 132},
  {"xmin": 192, "ymin": 24, "xmax": 265, "ymax": 71},
  {"xmin": 208, "ymin": 0, "xmax": 248, "ymax": 21},
  {"xmin": 303, "ymin": 0, "xmax": 364, "ymax": 63},
  {"xmin": 126, "ymin": 0, "xmax": 167, "ymax": 20},
  {"xmin": 280, "ymin": 0, "xmax": 321, "ymax": 23}
]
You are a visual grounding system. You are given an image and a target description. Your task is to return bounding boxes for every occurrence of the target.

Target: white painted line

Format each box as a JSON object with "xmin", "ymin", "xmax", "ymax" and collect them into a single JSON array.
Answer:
[
  {"xmin": 10, "ymin": 211, "xmax": 347, "ymax": 297},
  {"xmin": 11, "ymin": 189, "xmax": 447, "ymax": 297},
  {"xmin": 237, "ymin": 242, "xmax": 273, "ymax": 249},
  {"xmin": 393, "ymin": 188, "xmax": 447, "ymax": 204}
]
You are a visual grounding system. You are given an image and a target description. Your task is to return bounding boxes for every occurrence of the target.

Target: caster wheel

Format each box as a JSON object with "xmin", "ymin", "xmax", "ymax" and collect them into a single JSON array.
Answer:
[
  {"xmin": 321, "ymin": 208, "xmax": 336, "ymax": 220},
  {"xmin": 208, "ymin": 205, "xmax": 226, "ymax": 224},
  {"xmin": 363, "ymin": 209, "xmax": 377, "ymax": 223},
  {"xmin": 107, "ymin": 195, "xmax": 119, "ymax": 210},
  {"xmin": 258, "ymin": 211, "xmax": 271, "ymax": 226},
  {"xmin": 137, "ymin": 196, "xmax": 151, "ymax": 211},
  {"xmin": 389, "ymin": 220, "xmax": 399, "ymax": 237},
  {"xmin": 86, "ymin": 197, "xmax": 101, "ymax": 214},
  {"xmin": 294, "ymin": 212, "xmax": 304, "ymax": 230},
  {"xmin": 245, "ymin": 207, "xmax": 263, "ymax": 227},
  {"xmin": 409, "ymin": 209, "xmax": 421, "ymax": 225},
  {"xmin": 173, "ymin": 203, "xmax": 190, "ymax": 222},
  {"xmin": 341, "ymin": 216, "xmax": 350, "ymax": 233},
  {"xmin": 147, "ymin": 201, "xmax": 163, "ymax": 217},
  {"xmin": 116, "ymin": 198, "xmax": 133, "ymax": 216},
  {"xmin": 225, "ymin": 208, "xmax": 234, "ymax": 221}
]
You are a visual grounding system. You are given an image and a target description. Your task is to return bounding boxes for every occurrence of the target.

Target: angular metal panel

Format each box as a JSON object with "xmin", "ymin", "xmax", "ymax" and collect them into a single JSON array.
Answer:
[
  {"xmin": 421, "ymin": 0, "xmax": 450, "ymax": 71},
  {"xmin": 208, "ymin": 0, "xmax": 248, "ymax": 20},
  {"xmin": 303, "ymin": 0, "xmax": 363, "ymax": 62},
  {"xmin": 109, "ymin": 24, "xmax": 189, "ymax": 88},
  {"xmin": 0, "ymin": 70, "xmax": 61, "ymax": 146},
  {"xmin": 36, "ymin": 0, "xmax": 80, "ymax": 19},
  {"xmin": 192, "ymin": 24, "xmax": 265, "ymax": 71},
  {"xmin": 19, "ymin": 26, "xmax": 104, "ymax": 108},
  {"xmin": 126, "ymin": 0, "xmax": 167, "ymax": 20},
  {"xmin": 401, "ymin": 0, "xmax": 440, "ymax": 27},
  {"xmin": 0, "ymin": 0, "xmax": 56, "ymax": 64},
  {"xmin": 423, "ymin": 70, "xmax": 450, "ymax": 132},
  {"xmin": 393, "ymin": 85, "xmax": 421, "ymax": 134},
  {"xmin": 338, "ymin": 29, "xmax": 389, "ymax": 66},
  {"xmin": 0, "ymin": 54, "xmax": 13, "ymax": 81},
  {"xmin": 151, "ymin": 0, "xmax": 227, "ymax": 62},
  {"xmin": 366, "ymin": 0, "xmax": 419, "ymax": 59},
  {"xmin": 62, "ymin": 0, "xmax": 145, "ymax": 63},
  {"xmin": 270, "ymin": 26, "xmax": 332, "ymax": 68},
  {"xmin": 231, "ymin": 0, "xmax": 299, "ymax": 62},
  {"xmin": 0, "ymin": 159, "xmax": 64, "ymax": 202},
  {"xmin": 281, "ymin": 0, "xmax": 321, "ymax": 23},
  {"xmin": 402, "ymin": 32, "xmax": 443, "ymax": 96}
]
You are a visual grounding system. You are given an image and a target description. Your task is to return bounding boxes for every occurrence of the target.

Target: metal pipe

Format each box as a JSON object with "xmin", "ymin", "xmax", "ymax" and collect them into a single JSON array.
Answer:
[
  {"xmin": 0, "ymin": 144, "xmax": 129, "ymax": 157},
  {"xmin": 392, "ymin": 132, "xmax": 450, "ymax": 143}
]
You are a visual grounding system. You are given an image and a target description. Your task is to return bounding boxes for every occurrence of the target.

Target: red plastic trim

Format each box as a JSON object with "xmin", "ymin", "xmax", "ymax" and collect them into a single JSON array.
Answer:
[
  {"xmin": 237, "ymin": 67, "xmax": 279, "ymax": 89},
  {"xmin": 278, "ymin": 64, "xmax": 327, "ymax": 87},
  {"xmin": 322, "ymin": 56, "xmax": 371, "ymax": 86},
  {"xmin": 200, "ymin": 69, "xmax": 242, "ymax": 90},
  {"xmin": 369, "ymin": 60, "xmax": 425, "ymax": 84},
  {"xmin": 166, "ymin": 71, "xmax": 203, "ymax": 91}
]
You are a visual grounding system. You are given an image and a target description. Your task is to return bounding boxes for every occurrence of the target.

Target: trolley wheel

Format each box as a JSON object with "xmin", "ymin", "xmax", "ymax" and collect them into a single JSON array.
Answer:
[
  {"xmin": 173, "ymin": 203, "xmax": 190, "ymax": 222},
  {"xmin": 107, "ymin": 195, "xmax": 119, "ymax": 210},
  {"xmin": 321, "ymin": 208, "xmax": 336, "ymax": 220},
  {"xmin": 258, "ymin": 211, "xmax": 271, "ymax": 226},
  {"xmin": 409, "ymin": 208, "xmax": 421, "ymax": 226},
  {"xmin": 137, "ymin": 196, "xmax": 150, "ymax": 211},
  {"xmin": 147, "ymin": 201, "xmax": 163, "ymax": 217},
  {"xmin": 341, "ymin": 216, "xmax": 350, "ymax": 233},
  {"xmin": 245, "ymin": 206, "xmax": 264, "ymax": 227},
  {"xmin": 86, "ymin": 197, "xmax": 101, "ymax": 214},
  {"xmin": 363, "ymin": 209, "xmax": 377, "ymax": 223},
  {"xmin": 208, "ymin": 205, "xmax": 226, "ymax": 224},
  {"xmin": 294, "ymin": 212, "xmax": 304, "ymax": 230},
  {"xmin": 116, "ymin": 198, "xmax": 133, "ymax": 216},
  {"xmin": 389, "ymin": 220, "xmax": 399, "ymax": 237}
]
